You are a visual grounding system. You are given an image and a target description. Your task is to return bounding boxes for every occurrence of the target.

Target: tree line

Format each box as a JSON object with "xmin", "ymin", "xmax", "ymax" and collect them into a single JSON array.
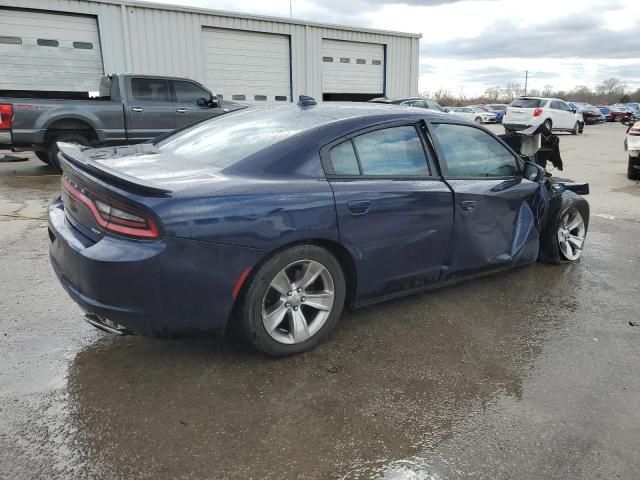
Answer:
[{"xmin": 424, "ymin": 78, "xmax": 640, "ymax": 107}]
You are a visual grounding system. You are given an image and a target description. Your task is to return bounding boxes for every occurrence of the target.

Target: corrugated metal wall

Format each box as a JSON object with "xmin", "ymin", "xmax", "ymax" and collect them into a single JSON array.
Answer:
[{"xmin": 0, "ymin": 0, "xmax": 420, "ymax": 99}]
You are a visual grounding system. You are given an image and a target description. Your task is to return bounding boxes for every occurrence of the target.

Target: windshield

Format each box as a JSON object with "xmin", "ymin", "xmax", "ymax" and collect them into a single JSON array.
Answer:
[
  {"xmin": 510, "ymin": 98, "xmax": 542, "ymax": 108},
  {"xmin": 155, "ymin": 107, "xmax": 329, "ymax": 169}
]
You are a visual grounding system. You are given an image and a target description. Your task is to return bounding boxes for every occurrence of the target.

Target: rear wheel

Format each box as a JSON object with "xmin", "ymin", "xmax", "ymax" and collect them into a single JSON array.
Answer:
[
  {"xmin": 35, "ymin": 151, "xmax": 50, "ymax": 165},
  {"xmin": 628, "ymin": 156, "xmax": 640, "ymax": 180},
  {"xmin": 538, "ymin": 191, "xmax": 589, "ymax": 264},
  {"xmin": 238, "ymin": 244, "xmax": 346, "ymax": 357},
  {"xmin": 47, "ymin": 132, "xmax": 90, "ymax": 170},
  {"xmin": 543, "ymin": 119, "xmax": 552, "ymax": 131},
  {"xmin": 474, "ymin": 117, "xmax": 483, "ymax": 124}
]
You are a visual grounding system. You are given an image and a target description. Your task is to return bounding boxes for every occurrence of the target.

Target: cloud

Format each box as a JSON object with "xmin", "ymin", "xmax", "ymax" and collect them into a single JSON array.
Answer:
[
  {"xmin": 450, "ymin": 66, "xmax": 559, "ymax": 86},
  {"xmin": 423, "ymin": 13, "xmax": 640, "ymax": 60}
]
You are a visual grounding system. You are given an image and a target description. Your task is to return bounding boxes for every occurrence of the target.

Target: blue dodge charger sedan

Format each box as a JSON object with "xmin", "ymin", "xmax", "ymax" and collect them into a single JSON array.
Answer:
[{"xmin": 49, "ymin": 101, "xmax": 589, "ymax": 356}]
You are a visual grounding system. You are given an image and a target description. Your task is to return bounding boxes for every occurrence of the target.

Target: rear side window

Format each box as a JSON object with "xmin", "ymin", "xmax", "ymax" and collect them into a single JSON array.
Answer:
[
  {"xmin": 131, "ymin": 78, "xmax": 170, "ymax": 102},
  {"xmin": 328, "ymin": 126, "xmax": 430, "ymax": 177},
  {"xmin": 173, "ymin": 80, "xmax": 209, "ymax": 104},
  {"xmin": 510, "ymin": 98, "xmax": 542, "ymax": 108},
  {"xmin": 329, "ymin": 141, "xmax": 360, "ymax": 175},
  {"xmin": 354, "ymin": 126, "xmax": 429, "ymax": 176},
  {"xmin": 432, "ymin": 123, "xmax": 518, "ymax": 177}
]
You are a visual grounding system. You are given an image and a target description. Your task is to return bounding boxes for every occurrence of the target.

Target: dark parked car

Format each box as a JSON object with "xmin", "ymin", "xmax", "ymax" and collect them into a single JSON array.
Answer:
[
  {"xmin": 0, "ymin": 74, "xmax": 241, "ymax": 169},
  {"xmin": 49, "ymin": 102, "xmax": 590, "ymax": 357},
  {"xmin": 369, "ymin": 96, "xmax": 447, "ymax": 113},
  {"xmin": 569, "ymin": 103, "xmax": 606, "ymax": 124}
]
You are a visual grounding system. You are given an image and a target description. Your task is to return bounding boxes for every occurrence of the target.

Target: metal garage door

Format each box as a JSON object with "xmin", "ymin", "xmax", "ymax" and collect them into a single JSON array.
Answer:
[
  {"xmin": 321, "ymin": 39, "xmax": 384, "ymax": 102},
  {"xmin": 0, "ymin": 9, "xmax": 104, "ymax": 92},
  {"xmin": 201, "ymin": 27, "xmax": 291, "ymax": 103}
]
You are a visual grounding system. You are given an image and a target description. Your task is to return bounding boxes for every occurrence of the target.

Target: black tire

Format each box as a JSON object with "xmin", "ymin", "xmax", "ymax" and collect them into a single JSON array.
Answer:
[
  {"xmin": 34, "ymin": 151, "xmax": 51, "ymax": 165},
  {"xmin": 538, "ymin": 190, "xmax": 590, "ymax": 264},
  {"xmin": 543, "ymin": 119, "xmax": 552, "ymax": 131},
  {"xmin": 628, "ymin": 156, "xmax": 640, "ymax": 180},
  {"xmin": 238, "ymin": 244, "xmax": 346, "ymax": 357},
  {"xmin": 571, "ymin": 122, "xmax": 579, "ymax": 135},
  {"xmin": 47, "ymin": 133, "xmax": 90, "ymax": 170},
  {"xmin": 474, "ymin": 117, "xmax": 483, "ymax": 124},
  {"xmin": 578, "ymin": 122, "xmax": 584, "ymax": 134}
]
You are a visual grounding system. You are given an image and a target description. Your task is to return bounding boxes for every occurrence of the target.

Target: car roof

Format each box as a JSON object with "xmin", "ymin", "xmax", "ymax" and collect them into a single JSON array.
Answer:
[
  {"xmin": 233, "ymin": 102, "xmax": 450, "ymax": 123},
  {"xmin": 369, "ymin": 96, "xmax": 435, "ymax": 104}
]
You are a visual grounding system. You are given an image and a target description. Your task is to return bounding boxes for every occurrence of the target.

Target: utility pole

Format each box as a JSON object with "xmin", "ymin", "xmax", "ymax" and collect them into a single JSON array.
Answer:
[
  {"xmin": 524, "ymin": 70, "xmax": 528, "ymax": 96},
  {"xmin": 289, "ymin": 0, "xmax": 292, "ymax": 18}
]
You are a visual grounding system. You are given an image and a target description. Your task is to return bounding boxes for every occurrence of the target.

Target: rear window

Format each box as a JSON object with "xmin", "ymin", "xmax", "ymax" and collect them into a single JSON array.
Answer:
[
  {"xmin": 510, "ymin": 98, "xmax": 542, "ymax": 108},
  {"xmin": 155, "ymin": 107, "xmax": 329, "ymax": 169}
]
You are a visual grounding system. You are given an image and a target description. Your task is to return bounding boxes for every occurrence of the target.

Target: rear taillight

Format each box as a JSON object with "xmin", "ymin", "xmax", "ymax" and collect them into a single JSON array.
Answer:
[
  {"xmin": 62, "ymin": 177, "xmax": 159, "ymax": 239},
  {"xmin": 0, "ymin": 104, "xmax": 12, "ymax": 130},
  {"xmin": 533, "ymin": 108, "xmax": 543, "ymax": 117},
  {"xmin": 629, "ymin": 128, "xmax": 640, "ymax": 136}
]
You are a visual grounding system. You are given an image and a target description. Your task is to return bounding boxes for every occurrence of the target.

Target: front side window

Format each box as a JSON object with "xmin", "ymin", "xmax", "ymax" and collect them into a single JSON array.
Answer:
[
  {"xmin": 131, "ymin": 78, "xmax": 170, "ymax": 102},
  {"xmin": 173, "ymin": 80, "xmax": 209, "ymax": 104},
  {"xmin": 558, "ymin": 101, "xmax": 572, "ymax": 111},
  {"xmin": 432, "ymin": 123, "xmax": 518, "ymax": 177},
  {"xmin": 353, "ymin": 126, "xmax": 429, "ymax": 176},
  {"xmin": 426, "ymin": 100, "xmax": 445, "ymax": 112}
]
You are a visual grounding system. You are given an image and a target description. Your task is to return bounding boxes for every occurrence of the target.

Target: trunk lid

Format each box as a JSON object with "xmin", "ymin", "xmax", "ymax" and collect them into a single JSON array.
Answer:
[{"xmin": 58, "ymin": 143, "xmax": 166, "ymax": 242}]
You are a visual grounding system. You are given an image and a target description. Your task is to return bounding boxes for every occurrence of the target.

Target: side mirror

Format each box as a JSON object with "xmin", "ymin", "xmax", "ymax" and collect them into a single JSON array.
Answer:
[
  {"xmin": 196, "ymin": 97, "xmax": 208, "ymax": 107},
  {"xmin": 210, "ymin": 94, "xmax": 219, "ymax": 108},
  {"xmin": 570, "ymin": 108, "xmax": 577, "ymax": 113},
  {"xmin": 523, "ymin": 161, "xmax": 545, "ymax": 182}
]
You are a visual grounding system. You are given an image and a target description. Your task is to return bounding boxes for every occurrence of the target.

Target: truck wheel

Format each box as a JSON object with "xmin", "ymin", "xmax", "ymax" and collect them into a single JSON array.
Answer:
[
  {"xmin": 47, "ymin": 133, "xmax": 90, "ymax": 170},
  {"xmin": 538, "ymin": 190, "xmax": 589, "ymax": 264},
  {"xmin": 35, "ymin": 152, "xmax": 51, "ymax": 165},
  {"xmin": 628, "ymin": 156, "xmax": 640, "ymax": 180}
]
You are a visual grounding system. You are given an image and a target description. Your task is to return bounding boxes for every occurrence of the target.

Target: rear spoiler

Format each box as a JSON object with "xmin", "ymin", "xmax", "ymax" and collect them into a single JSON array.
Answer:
[
  {"xmin": 499, "ymin": 124, "xmax": 563, "ymax": 171},
  {"xmin": 57, "ymin": 143, "xmax": 172, "ymax": 196}
]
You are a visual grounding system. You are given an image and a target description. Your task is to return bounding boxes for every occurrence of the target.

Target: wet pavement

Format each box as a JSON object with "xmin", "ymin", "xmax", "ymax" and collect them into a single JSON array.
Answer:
[{"xmin": 1, "ymin": 123, "xmax": 639, "ymax": 479}]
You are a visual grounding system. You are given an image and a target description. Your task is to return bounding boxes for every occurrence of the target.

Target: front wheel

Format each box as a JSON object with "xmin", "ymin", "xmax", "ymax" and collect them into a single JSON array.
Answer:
[
  {"xmin": 238, "ymin": 244, "xmax": 346, "ymax": 357},
  {"xmin": 571, "ymin": 122, "xmax": 579, "ymax": 135},
  {"xmin": 538, "ymin": 191, "xmax": 589, "ymax": 264},
  {"xmin": 628, "ymin": 156, "xmax": 640, "ymax": 180}
]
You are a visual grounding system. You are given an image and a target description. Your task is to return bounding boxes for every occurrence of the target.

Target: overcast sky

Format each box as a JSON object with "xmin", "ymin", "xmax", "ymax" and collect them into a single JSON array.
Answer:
[{"xmin": 150, "ymin": 0, "xmax": 640, "ymax": 96}]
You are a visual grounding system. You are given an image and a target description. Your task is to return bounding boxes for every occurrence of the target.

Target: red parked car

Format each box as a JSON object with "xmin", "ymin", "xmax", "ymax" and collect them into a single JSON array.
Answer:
[{"xmin": 597, "ymin": 105, "xmax": 633, "ymax": 122}]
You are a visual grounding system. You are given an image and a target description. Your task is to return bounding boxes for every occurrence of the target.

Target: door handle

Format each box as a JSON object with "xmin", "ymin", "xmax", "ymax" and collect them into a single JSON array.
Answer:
[
  {"xmin": 131, "ymin": 107, "xmax": 143, "ymax": 113},
  {"xmin": 176, "ymin": 108, "xmax": 187, "ymax": 113},
  {"xmin": 460, "ymin": 200, "xmax": 477, "ymax": 212},
  {"xmin": 347, "ymin": 200, "xmax": 370, "ymax": 215}
]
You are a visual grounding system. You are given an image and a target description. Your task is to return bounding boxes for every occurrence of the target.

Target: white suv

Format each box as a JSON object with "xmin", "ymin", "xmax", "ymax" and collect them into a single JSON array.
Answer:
[{"xmin": 503, "ymin": 97, "xmax": 584, "ymax": 134}]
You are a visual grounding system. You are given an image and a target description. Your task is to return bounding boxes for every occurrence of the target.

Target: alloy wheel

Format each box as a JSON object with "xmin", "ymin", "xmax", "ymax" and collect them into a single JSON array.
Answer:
[
  {"xmin": 557, "ymin": 209, "xmax": 586, "ymax": 261},
  {"xmin": 261, "ymin": 259, "xmax": 335, "ymax": 345}
]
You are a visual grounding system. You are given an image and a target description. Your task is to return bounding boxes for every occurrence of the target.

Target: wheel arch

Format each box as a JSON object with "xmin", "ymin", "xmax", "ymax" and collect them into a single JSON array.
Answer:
[
  {"xmin": 231, "ymin": 238, "xmax": 358, "ymax": 313},
  {"xmin": 44, "ymin": 117, "xmax": 98, "ymax": 144}
]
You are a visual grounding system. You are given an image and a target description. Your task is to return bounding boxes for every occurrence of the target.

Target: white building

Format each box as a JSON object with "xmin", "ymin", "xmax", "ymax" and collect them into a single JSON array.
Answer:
[{"xmin": 0, "ymin": 0, "xmax": 420, "ymax": 102}]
